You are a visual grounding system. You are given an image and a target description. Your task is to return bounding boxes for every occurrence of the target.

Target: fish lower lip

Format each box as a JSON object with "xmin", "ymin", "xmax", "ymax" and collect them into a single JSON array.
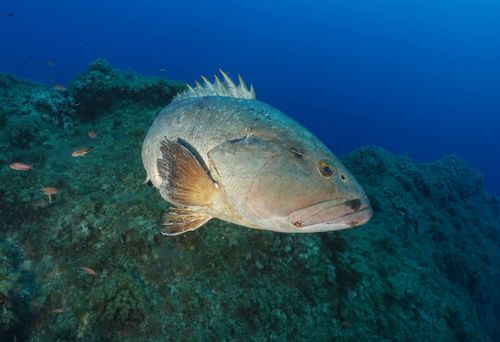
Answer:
[
  {"xmin": 289, "ymin": 196, "xmax": 371, "ymax": 228},
  {"xmin": 325, "ymin": 206, "xmax": 373, "ymax": 227}
]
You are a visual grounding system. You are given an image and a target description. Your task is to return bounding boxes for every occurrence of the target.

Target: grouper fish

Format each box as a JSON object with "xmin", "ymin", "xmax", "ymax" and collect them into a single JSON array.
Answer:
[{"xmin": 142, "ymin": 71, "xmax": 372, "ymax": 235}]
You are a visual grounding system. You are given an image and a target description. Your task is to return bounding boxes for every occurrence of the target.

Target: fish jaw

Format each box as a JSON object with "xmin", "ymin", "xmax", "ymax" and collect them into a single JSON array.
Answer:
[{"xmin": 288, "ymin": 195, "xmax": 372, "ymax": 232}]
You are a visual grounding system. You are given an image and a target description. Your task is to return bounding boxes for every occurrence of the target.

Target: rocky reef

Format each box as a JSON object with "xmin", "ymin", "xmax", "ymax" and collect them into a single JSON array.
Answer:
[{"xmin": 0, "ymin": 61, "xmax": 499, "ymax": 341}]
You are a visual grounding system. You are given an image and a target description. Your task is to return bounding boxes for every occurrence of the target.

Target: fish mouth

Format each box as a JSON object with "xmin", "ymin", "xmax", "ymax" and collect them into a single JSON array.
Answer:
[{"xmin": 288, "ymin": 195, "xmax": 372, "ymax": 230}]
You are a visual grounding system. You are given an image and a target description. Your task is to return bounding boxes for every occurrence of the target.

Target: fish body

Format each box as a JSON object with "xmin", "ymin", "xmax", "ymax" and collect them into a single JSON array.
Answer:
[
  {"xmin": 9, "ymin": 162, "xmax": 33, "ymax": 171},
  {"xmin": 142, "ymin": 71, "xmax": 372, "ymax": 235},
  {"xmin": 87, "ymin": 130, "xmax": 97, "ymax": 139},
  {"xmin": 81, "ymin": 267, "xmax": 97, "ymax": 276},
  {"xmin": 41, "ymin": 186, "xmax": 58, "ymax": 204},
  {"xmin": 41, "ymin": 187, "xmax": 58, "ymax": 195},
  {"xmin": 71, "ymin": 147, "xmax": 93, "ymax": 157},
  {"xmin": 53, "ymin": 85, "xmax": 67, "ymax": 92}
]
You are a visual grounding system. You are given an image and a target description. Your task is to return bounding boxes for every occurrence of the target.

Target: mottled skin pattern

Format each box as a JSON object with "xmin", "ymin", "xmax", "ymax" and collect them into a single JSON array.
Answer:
[{"xmin": 142, "ymin": 95, "xmax": 372, "ymax": 233}]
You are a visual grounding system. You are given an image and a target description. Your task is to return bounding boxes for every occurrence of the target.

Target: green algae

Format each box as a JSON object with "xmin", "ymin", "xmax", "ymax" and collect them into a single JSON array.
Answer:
[
  {"xmin": 70, "ymin": 58, "xmax": 184, "ymax": 121},
  {"xmin": 0, "ymin": 240, "xmax": 35, "ymax": 340},
  {"xmin": 0, "ymin": 61, "xmax": 499, "ymax": 341}
]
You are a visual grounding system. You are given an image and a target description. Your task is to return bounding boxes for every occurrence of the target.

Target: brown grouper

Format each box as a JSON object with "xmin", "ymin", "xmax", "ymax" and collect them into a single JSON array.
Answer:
[{"xmin": 142, "ymin": 71, "xmax": 372, "ymax": 235}]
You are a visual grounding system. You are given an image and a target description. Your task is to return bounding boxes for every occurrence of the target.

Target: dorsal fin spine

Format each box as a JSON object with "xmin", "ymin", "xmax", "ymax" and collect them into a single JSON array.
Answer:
[
  {"xmin": 201, "ymin": 75, "xmax": 216, "ymax": 93},
  {"xmin": 194, "ymin": 81, "xmax": 206, "ymax": 96},
  {"xmin": 219, "ymin": 69, "xmax": 238, "ymax": 97},
  {"xmin": 213, "ymin": 74, "xmax": 229, "ymax": 96},
  {"xmin": 173, "ymin": 70, "xmax": 256, "ymax": 102},
  {"xmin": 238, "ymin": 75, "xmax": 248, "ymax": 97}
]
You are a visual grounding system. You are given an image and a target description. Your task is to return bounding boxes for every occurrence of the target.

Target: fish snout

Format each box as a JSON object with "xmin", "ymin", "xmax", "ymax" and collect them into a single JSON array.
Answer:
[{"xmin": 288, "ymin": 195, "xmax": 372, "ymax": 231}]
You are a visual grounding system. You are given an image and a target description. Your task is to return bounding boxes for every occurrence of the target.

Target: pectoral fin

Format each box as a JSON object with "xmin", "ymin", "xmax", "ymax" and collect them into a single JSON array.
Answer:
[
  {"xmin": 156, "ymin": 138, "xmax": 218, "ymax": 235},
  {"xmin": 157, "ymin": 138, "xmax": 218, "ymax": 206}
]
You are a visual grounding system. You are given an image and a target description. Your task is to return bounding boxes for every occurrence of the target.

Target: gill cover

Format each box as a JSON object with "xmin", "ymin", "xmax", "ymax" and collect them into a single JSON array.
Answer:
[
  {"xmin": 207, "ymin": 136, "xmax": 282, "ymax": 217},
  {"xmin": 207, "ymin": 135, "xmax": 340, "ymax": 222}
]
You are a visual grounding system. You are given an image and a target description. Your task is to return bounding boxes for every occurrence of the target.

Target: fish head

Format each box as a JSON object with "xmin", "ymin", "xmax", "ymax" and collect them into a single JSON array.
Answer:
[
  {"xmin": 208, "ymin": 135, "xmax": 372, "ymax": 233},
  {"xmin": 248, "ymin": 139, "xmax": 372, "ymax": 232}
]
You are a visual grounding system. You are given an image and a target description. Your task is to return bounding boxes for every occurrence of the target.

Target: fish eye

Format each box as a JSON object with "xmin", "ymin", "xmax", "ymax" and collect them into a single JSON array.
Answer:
[{"xmin": 318, "ymin": 160, "xmax": 335, "ymax": 178}]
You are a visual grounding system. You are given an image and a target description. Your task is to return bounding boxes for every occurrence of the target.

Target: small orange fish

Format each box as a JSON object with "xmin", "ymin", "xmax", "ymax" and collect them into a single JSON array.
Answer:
[
  {"xmin": 51, "ymin": 308, "xmax": 65, "ymax": 314},
  {"xmin": 41, "ymin": 187, "xmax": 58, "ymax": 204},
  {"xmin": 53, "ymin": 85, "xmax": 67, "ymax": 92},
  {"xmin": 41, "ymin": 187, "xmax": 58, "ymax": 195},
  {"xmin": 81, "ymin": 267, "xmax": 97, "ymax": 276},
  {"xmin": 87, "ymin": 130, "xmax": 97, "ymax": 139},
  {"xmin": 71, "ymin": 147, "xmax": 93, "ymax": 157},
  {"xmin": 9, "ymin": 162, "xmax": 33, "ymax": 171}
]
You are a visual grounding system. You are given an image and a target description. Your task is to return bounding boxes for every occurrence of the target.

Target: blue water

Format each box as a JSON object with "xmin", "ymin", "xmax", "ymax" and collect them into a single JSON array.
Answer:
[{"xmin": 1, "ymin": 0, "xmax": 499, "ymax": 194}]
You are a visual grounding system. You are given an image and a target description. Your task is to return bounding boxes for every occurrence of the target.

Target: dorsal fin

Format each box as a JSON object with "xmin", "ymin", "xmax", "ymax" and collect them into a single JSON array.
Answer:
[{"xmin": 173, "ymin": 69, "xmax": 256, "ymax": 102}]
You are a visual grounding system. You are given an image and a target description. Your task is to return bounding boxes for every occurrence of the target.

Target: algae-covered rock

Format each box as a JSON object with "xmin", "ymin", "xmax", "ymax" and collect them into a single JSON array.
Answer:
[
  {"xmin": 5, "ymin": 114, "xmax": 41, "ymax": 148},
  {"xmin": 70, "ymin": 58, "xmax": 184, "ymax": 120},
  {"xmin": 87, "ymin": 272, "xmax": 149, "ymax": 332},
  {"xmin": 0, "ymin": 240, "xmax": 34, "ymax": 340},
  {"xmin": 0, "ymin": 63, "xmax": 499, "ymax": 341},
  {"xmin": 0, "ymin": 72, "xmax": 75, "ymax": 128}
]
